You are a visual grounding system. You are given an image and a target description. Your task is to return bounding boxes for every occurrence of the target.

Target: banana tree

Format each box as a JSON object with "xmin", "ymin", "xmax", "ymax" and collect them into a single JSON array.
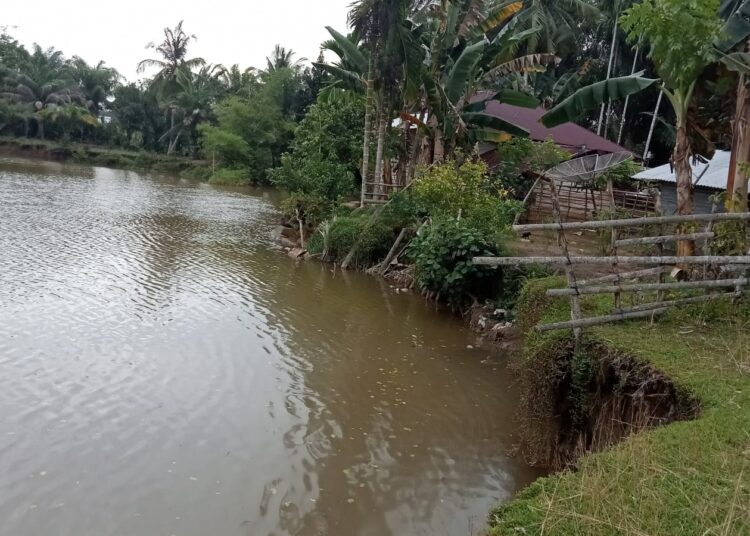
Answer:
[
  {"xmin": 416, "ymin": 0, "xmax": 558, "ymax": 163},
  {"xmin": 542, "ymin": 0, "xmax": 724, "ymax": 256},
  {"xmin": 717, "ymin": 0, "xmax": 750, "ymax": 211}
]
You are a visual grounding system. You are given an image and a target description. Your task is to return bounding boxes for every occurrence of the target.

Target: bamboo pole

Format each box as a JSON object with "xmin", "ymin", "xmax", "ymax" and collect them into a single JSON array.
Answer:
[
  {"xmin": 546, "ymin": 278, "xmax": 749, "ymax": 297},
  {"xmin": 613, "ymin": 292, "xmax": 736, "ymax": 314},
  {"xmin": 473, "ymin": 255, "xmax": 750, "ymax": 266},
  {"xmin": 615, "ymin": 232, "xmax": 715, "ymax": 247},
  {"xmin": 376, "ymin": 227, "xmax": 408, "ymax": 275},
  {"xmin": 536, "ymin": 308, "xmax": 668, "ymax": 332},
  {"xmin": 577, "ymin": 267, "xmax": 669, "ymax": 286},
  {"xmin": 546, "ymin": 175, "xmax": 583, "ymax": 342},
  {"xmin": 513, "ymin": 212, "xmax": 750, "ymax": 233}
]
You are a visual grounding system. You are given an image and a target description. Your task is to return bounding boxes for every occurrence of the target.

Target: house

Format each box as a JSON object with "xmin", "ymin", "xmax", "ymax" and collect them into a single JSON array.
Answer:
[
  {"xmin": 476, "ymin": 101, "xmax": 632, "ymax": 167},
  {"xmin": 631, "ymin": 151, "xmax": 740, "ymax": 214},
  {"xmin": 478, "ymin": 101, "xmax": 646, "ymax": 223}
]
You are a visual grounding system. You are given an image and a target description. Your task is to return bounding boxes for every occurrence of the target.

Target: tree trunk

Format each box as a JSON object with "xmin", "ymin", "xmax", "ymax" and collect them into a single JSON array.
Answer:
[
  {"xmin": 727, "ymin": 72, "xmax": 750, "ymax": 213},
  {"xmin": 37, "ymin": 118, "xmax": 44, "ymax": 140},
  {"xmin": 433, "ymin": 131, "xmax": 445, "ymax": 163},
  {"xmin": 361, "ymin": 56, "xmax": 375, "ymax": 207},
  {"xmin": 398, "ymin": 118, "xmax": 408, "ymax": 187},
  {"xmin": 407, "ymin": 113, "xmax": 424, "ymax": 184},
  {"xmin": 373, "ymin": 100, "xmax": 388, "ymax": 194},
  {"xmin": 597, "ymin": 15, "xmax": 619, "ymax": 137},
  {"xmin": 674, "ymin": 117, "xmax": 695, "ymax": 256}
]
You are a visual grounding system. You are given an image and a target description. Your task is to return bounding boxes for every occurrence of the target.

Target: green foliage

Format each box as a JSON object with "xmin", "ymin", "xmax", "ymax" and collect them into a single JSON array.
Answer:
[
  {"xmin": 208, "ymin": 168, "xmax": 251, "ymax": 186},
  {"xmin": 325, "ymin": 214, "xmax": 393, "ymax": 266},
  {"xmin": 413, "ymin": 159, "xmax": 522, "ymax": 238},
  {"xmin": 542, "ymin": 74, "xmax": 660, "ymax": 127},
  {"xmin": 620, "ymin": 0, "xmax": 723, "ymax": 95},
  {"xmin": 490, "ymin": 137, "xmax": 572, "ymax": 198},
  {"xmin": 279, "ymin": 192, "xmax": 330, "ymax": 228},
  {"xmin": 269, "ymin": 97, "xmax": 364, "ymax": 201},
  {"xmin": 408, "ymin": 218, "xmax": 502, "ymax": 308},
  {"xmin": 712, "ymin": 220, "xmax": 750, "ymax": 255}
]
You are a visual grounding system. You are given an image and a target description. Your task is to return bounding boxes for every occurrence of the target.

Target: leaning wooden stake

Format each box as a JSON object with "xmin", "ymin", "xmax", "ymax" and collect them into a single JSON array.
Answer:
[
  {"xmin": 546, "ymin": 176, "xmax": 583, "ymax": 342},
  {"xmin": 376, "ymin": 227, "xmax": 408, "ymax": 275}
]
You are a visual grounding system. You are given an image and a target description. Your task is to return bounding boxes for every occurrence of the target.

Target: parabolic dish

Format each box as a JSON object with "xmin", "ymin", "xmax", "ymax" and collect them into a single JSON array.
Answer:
[{"xmin": 544, "ymin": 151, "xmax": 633, "ymax": 183}]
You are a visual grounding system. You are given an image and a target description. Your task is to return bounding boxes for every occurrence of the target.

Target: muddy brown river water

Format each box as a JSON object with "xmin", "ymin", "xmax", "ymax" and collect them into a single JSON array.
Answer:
[{"xmin": 0, "ymin": 157, "xmax": 540, "ymax": 536}]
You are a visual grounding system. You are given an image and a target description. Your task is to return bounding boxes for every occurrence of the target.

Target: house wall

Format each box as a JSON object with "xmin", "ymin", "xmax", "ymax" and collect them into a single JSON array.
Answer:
[{"xmin": 657, "ymin": 184, "xmax": 724, "ymax": 215}]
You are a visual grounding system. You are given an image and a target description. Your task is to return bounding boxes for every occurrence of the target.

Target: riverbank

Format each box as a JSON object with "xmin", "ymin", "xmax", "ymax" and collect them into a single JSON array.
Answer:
[
  {"xmin": 490, "ymin": 277, "xmax": 750, "ymax": 535},
  {"xmin": 0, "ymin": 137, "xmax": 207, "ymax": 175}
]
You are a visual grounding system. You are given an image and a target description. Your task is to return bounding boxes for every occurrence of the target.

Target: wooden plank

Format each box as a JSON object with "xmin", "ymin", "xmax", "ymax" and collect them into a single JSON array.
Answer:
[
  {"xmin": 613, "ymin": 292, "xmax": 737, "ymax": 314},
  {"xmin": 473, "ymin": 255, "xmax": 750, "ymax": 266},
  {"xmin": 513, "ymin": 212, "xmax": 750, "ymax": 233},
  {"xmin": 546, "ymin": 278, "xmax": 749, "ymax": 297},
  {"xmin": 615, "ymin": 232, "xmax": 715, "ymax": 247},
  {"xmin": 577, "ymin": 267, "xmax": 669, "ymax": 286},
  {"xmin": 536, "ymin": 308, "xmax": 669, "ymax": 332}
]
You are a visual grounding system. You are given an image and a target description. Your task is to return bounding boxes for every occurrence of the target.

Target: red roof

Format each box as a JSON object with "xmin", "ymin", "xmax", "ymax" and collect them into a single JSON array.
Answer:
[{"xmin": 479, "ymin": 100, "xmax": 631, "ymax": 156}]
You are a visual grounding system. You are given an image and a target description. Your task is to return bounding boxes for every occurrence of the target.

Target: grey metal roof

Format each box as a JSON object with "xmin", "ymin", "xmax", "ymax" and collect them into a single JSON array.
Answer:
[{"xmin": 632, "ymin": 151, "xmax": 731, "ymax": 190}]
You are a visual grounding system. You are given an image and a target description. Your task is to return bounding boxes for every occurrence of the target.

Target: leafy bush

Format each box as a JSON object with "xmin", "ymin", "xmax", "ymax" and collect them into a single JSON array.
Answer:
[
  {"xmin": 279, "ymin": 192, "xmax": 330, "ymax": 228},
  {"xmin": 208, "ymin": 168, "xmax": 251, "ymax": 186},
  {"xmin": 408, "ymin": 218, "xmax": 502, "ymax": 308},
  {"xmin": 326, "ymin": 215, "xmax": 393, "ymax": 266},
  {"xmin": 490, "ymin": 137, "xmax": 570, "ymax": 199},
  {"xmin": 413, "ymin": 159, "xmax": 522, "ymax": 237}
]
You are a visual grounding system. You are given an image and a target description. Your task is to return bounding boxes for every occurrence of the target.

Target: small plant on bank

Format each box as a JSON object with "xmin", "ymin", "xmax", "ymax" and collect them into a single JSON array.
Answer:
[{"xmin": 408, "ymin": 218, "xmax": 502, "ymax": 308}]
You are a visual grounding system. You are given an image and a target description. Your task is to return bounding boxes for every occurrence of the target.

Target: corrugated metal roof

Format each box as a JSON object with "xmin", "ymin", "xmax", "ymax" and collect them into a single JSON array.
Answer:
[
  {"xmin": 632, "ymin": 151, "xmax": 730, "ymax": 190},
  {"xmin": 474, "ymin": 94, "xmax": 631, "ymax": 156}
]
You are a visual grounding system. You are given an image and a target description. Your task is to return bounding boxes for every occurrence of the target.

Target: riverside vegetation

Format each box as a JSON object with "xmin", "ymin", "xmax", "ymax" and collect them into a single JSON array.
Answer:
[{"xmin": 3, "ymin": 0, "xmax": 750, "ymax": 534}]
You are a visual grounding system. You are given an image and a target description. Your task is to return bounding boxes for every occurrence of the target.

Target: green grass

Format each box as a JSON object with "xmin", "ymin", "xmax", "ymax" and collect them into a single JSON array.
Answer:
[{"xmin": 491, "ymin": 278, "xmax": 750, "ymax": 535}]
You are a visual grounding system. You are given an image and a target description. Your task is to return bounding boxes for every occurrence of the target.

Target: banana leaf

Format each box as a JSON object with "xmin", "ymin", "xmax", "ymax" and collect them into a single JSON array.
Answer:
[
  {"xmin": 324, "ymin": 27, "xmax": 368, "ymax": 74},
  {"xmin": 445, "ymin": 40, "xmax": 486, "ymax": 104},
  {"xmin": 541, "ymin": 73, "xmax": 659, "ymax": 128},
  {"xmin": 462, "ymin": 112, "xmax": 529, "ymax": 137}
]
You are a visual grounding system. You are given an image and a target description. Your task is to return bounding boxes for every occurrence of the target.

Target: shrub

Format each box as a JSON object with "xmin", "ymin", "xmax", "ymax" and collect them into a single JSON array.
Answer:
[
  {"xmin": 208, "ymin": 168, "xmax": 251, "ymax": 186},
  {"xmin": 413, "ymin": 159, "xmax": 522, "ymax": 238},
  {"xmin": 408, "ymin": 218, "xmax": 502, "ymax": 308},
  {"xmin": 326, "ymin": 214, "xmax": 393, "ymax": 266},
  {"xmin": 279, "ymin": 192, "xmax": 331, "ymax": 228}
]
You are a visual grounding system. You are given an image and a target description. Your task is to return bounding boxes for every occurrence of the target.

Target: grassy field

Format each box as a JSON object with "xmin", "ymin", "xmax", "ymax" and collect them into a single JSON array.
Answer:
[{"xmin": 490, "ymin": 278, "xmax": 750, "ymax": 535}]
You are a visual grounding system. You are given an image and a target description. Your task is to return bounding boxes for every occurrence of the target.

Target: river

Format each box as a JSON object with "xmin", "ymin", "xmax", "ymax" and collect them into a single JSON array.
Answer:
[{"xmin": 0, "ymin": 157, "xmax": 540, "ymax": 536}]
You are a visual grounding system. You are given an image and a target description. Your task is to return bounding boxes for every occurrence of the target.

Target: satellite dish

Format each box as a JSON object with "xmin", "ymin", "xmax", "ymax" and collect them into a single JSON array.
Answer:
[{"xmin": 543, "ymin": 152, "xmax": 633, "ymax": 183}]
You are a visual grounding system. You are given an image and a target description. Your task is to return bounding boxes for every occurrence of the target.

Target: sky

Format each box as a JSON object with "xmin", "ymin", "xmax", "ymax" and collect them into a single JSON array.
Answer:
[{"xmin": 4, "ymin": 0, "xmax": 352, "ymax": 82}]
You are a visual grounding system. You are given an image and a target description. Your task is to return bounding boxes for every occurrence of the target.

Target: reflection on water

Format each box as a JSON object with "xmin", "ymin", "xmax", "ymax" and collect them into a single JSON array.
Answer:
[{"xmin": 0, "ymin": 157, "xmax": 541, "ymax": 536}]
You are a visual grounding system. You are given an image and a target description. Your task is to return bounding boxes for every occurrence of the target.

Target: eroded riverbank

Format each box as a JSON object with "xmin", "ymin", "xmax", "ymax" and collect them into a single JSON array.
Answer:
[{"xmin": 0, "ymin": 157, "xmax": 542, "ymax": 536}]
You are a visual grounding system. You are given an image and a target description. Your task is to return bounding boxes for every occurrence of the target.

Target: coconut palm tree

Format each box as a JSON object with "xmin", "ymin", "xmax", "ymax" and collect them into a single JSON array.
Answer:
[
  {"xmin": 265, "ymin": 45, "xmax": 306, "ymax": 73},
  {"xmin": 137, "ymin": 21, "xmax": 205, "ymax": 96}
]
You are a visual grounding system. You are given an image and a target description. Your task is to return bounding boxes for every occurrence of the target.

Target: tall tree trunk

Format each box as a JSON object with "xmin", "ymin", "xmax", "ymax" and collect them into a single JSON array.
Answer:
[
  {"xmin": 398, "ymin": 117, "xmax": 408, "ymax": 187},
  {"xmin": 617, "ymin": 48, "xmax": 640, "ymax": 146},
  {"xmin": 643, "ymin": 90, "xmax": 664, "ymax": 164},
  {"xmin": 597, "ymin": 15, "xmax": 619, "ymax": 137},
  {"xmin": 373, "ymin": 101, "xmax": 388, "ymax": 194},
  {"xmin": 361, "ymin": 56, "xmax": 375, "ymax": 207},
  {"xmin": 407, "ymin": 112, "xmax": 425, "ymax": 184},
  {"xmin": 169, "ymin": 107, "xmax": 176, "ymax": 153},
  {"xmin": 37, "ymin": 117, "xmax": 44, "ymax": 140},
  {"xmin": 674, "ymin": 114, "xmax": 695, "ymax": 257},
  {"xmin": 727, "ymin": 73, "xmax": 750, "ymax": 213}
]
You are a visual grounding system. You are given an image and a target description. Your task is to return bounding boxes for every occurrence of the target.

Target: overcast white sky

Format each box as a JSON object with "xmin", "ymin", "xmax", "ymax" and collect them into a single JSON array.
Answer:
[{"xmin": 4, "ymin": 0, "xmax": 352, "ymax": 82}]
